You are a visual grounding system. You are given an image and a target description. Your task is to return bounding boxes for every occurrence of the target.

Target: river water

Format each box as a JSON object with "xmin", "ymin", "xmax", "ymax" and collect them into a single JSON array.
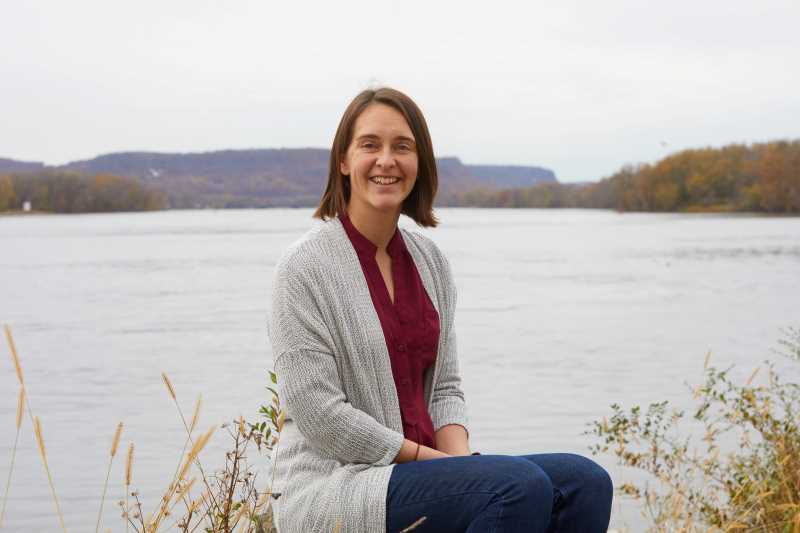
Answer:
[{"xmin": 1, "ymin": 208, "xmax": 798, "ymax": 531}]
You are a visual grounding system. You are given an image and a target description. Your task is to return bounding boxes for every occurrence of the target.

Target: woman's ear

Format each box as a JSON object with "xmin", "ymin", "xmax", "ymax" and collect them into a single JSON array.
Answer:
[{"xmin": 340, "ymin": 160, "xmax": 350, "ymax": 176}]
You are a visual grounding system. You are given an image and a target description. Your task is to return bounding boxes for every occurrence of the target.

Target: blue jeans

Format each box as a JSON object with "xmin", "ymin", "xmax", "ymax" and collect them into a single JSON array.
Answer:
[{"xmin": 386, "ymin": 453, "xmax": 613, "ymax": 533}]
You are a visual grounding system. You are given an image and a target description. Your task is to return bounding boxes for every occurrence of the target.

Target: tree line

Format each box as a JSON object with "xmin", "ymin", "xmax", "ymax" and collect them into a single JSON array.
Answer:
[
  {"xmin": 444, "ymin": 140, "xmax": 800, "ymax": 213},
  {"xmin": 0, "ymin": 171, "xmax": 166, "ymax": 213},
  {"xmin": 2, "ymin": 140, "xmax": 797, "ymax": 214}
]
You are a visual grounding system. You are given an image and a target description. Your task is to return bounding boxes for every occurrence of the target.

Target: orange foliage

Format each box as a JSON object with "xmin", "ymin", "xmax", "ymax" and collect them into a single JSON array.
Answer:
[{"xmin": 448, "ymin": 139, "xmax": 800, "ymax": 213}]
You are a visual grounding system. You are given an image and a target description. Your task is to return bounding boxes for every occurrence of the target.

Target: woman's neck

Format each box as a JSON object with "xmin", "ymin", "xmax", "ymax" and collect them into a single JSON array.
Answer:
[{"xmin": 345, "ymin": 204, "xmax": 400, "ymax": 252}]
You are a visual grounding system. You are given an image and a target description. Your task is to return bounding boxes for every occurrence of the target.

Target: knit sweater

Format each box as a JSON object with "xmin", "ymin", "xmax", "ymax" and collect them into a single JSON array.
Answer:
[{"xmin": 267, "ymin": 216, "xmax": 469, "ymax": 533}]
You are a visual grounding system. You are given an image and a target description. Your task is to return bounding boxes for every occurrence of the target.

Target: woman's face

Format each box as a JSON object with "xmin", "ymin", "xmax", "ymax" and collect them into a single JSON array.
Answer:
[{"xmin": 340, "ymin": 103, "xmax": 418, "ymax": 217}]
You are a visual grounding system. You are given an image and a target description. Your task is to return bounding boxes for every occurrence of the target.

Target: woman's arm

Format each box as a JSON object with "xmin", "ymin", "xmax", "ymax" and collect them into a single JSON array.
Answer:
[
  {"xmin": 394, "ymin": 439, "xmax": 450, "ymax": 463},
  {"xmin": 435, "ymin": 424, "xmax": 470, "ymax": 456},
  {"xmin": 269, "ymin": 254, "xmax": 405, "ymax": 466},
  {"xmin": 275, "ymin": 348, "xmax": 404, "ymax": 465},
  {"xmin": 428, "ymin": 249, "xmax": 470, "ymax": 438}
]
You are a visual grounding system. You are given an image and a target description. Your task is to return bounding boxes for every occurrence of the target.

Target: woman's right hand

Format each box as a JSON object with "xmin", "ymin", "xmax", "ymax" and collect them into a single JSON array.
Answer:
[
  {"xmin": 418, "ymin": 446, "xmax": 451, "ymax": 461},
  {"xmin": 394, "ymin": 439, "xmax": 451, "ymax": 463}
]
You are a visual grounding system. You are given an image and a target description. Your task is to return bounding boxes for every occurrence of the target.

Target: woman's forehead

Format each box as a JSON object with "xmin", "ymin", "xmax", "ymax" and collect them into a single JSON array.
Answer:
[{"xmin": 352, "ymin": 103, "xmax": 415, "ymax": 139}]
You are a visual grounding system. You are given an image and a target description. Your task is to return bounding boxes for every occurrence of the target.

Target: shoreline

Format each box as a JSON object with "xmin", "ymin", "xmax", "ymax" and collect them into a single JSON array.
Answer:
[{"xmin": 2, "ymin": 206, "xmax": 799, "ymax": 217}]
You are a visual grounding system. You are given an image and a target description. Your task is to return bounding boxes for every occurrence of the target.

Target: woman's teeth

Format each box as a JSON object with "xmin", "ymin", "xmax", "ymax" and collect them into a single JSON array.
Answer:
[{"xmin": 370, "ymin": 176, "xmax": 400, "ymax": 185}]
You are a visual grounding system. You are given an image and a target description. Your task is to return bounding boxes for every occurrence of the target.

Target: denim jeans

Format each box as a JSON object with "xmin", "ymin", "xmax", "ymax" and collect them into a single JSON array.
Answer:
[{"xmin": 386, "ymin": 453, "xmax": 613, "ymax": 533}]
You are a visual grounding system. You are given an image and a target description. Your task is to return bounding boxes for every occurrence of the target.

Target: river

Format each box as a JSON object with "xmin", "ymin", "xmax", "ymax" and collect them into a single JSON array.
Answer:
[{"xmin": 1, "ymin": 208, "xmax": 798, "ymax": 531}]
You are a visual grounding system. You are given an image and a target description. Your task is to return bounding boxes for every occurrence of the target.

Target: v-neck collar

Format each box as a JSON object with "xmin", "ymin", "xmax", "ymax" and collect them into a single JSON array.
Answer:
[
  {"xmin": 330, "ymin": 216, "xmax": 440, "ymax": 317},
  {"xmin": 339, "ymin": 213, "xmax": 407, "ymax": 260}
]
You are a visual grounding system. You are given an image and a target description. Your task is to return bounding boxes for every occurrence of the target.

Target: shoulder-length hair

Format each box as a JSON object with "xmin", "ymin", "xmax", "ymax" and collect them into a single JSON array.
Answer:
[{"xmin": 313, "ymin": 87, "xmax": 439, "ymax": 227}]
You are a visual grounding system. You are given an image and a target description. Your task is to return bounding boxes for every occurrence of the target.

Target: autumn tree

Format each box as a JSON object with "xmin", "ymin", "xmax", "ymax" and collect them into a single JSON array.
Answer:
[
  {"xmin": 0, "ymin": 174, "xmax": 17, "ymax": 210},
  {"xmin": 3, "ymin": 171, "xmax": 166, "ymax": 213}
]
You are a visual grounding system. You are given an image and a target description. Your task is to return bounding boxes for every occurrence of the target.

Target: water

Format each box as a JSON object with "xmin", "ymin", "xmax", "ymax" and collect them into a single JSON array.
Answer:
[{"xmin": 1, "ymin": 208, "xmax": 798, "ymax": 531}]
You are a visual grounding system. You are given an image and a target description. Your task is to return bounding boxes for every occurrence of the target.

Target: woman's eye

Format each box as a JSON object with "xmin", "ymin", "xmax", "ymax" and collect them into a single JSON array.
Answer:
[{"xmin": 362, "ymin": 142, "xmax": 377, "ymax": 150}]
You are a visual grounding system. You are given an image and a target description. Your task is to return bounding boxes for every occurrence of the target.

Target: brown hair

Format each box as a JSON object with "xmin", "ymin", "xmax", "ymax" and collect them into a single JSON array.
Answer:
[{"xmin": 313, "ymin": 87, "xmax": 439, "ymax": 227}]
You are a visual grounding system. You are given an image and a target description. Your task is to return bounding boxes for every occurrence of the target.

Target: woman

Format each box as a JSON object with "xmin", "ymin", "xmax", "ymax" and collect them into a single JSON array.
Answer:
[{"xmin": 267, "ymin": 88, "xmax": 613, "ymax": 532}]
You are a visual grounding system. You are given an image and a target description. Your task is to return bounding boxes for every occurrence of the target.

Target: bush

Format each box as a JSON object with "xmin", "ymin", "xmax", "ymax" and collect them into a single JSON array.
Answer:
[{"xmin": 587, "ymin": 328, "xmax": 800, "ymax": 532}]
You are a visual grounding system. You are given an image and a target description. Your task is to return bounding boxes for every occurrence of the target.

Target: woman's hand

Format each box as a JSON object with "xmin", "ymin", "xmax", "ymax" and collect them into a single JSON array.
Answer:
[
  {"xmin": 392, "ymin": 424, "xmax": 471, "ymax": 463},
  {"xmin": 394, "ymin": 439, "xmax": 451, "ymax": 463},
  {"xmin": 418, "ymin": 446, "xmax": 450, "ymax": 461}
]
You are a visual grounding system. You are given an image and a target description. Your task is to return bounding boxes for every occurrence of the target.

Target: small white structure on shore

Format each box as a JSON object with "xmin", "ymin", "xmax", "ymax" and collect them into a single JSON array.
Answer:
[{"xmin": 23, "ymin": 201, "xmax": 31, "ymax": 212}]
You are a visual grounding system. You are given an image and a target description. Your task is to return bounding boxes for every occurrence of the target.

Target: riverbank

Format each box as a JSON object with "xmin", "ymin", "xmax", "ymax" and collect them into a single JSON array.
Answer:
[{"xmin": 0, "ymin": 209, "xmax": 54, "ymax": 216}]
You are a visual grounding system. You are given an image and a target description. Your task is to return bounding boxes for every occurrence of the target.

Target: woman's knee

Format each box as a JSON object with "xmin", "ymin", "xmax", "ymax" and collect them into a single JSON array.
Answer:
[
  {"xmin": 565, "ymin": 453, "xmax": 613, "ymax": 500},
  {"xmin": 490, "ymin": 456, "xmax": 554, "ymax": 505}
]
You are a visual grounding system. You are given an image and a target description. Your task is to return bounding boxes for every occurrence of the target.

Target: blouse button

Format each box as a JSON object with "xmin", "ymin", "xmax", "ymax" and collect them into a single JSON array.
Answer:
[{"xmin": 397, "ymin": 343, "xmax": 407, "ymax": 352}]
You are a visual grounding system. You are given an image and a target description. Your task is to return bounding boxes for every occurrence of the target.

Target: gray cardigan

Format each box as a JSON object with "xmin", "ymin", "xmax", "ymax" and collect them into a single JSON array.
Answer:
[{"xmin": 267, "ymin": 216, "xmax": 469, "ymax": 533}]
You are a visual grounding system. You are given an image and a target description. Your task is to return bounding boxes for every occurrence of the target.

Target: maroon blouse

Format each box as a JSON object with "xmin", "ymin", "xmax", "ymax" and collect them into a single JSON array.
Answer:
[{"xmin": 340, "ymin": 214, "xmax": 440, "ymax": 449}]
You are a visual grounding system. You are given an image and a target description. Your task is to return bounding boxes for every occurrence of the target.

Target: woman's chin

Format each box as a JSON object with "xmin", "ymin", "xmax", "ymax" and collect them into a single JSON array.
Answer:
[{"xmin": 367, "ymin": 196, "xmax": 406, "ymax": 213}]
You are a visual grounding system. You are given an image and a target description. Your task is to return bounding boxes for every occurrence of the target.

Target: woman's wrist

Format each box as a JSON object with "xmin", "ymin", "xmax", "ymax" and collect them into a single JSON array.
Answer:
[
  {"xmin": 393, "ymin": 440, "xmax": 455, "ymax": 463},
  {"xmin": 418, "ymin": 445, "xmax": 450, "ymax": 461},
  {"xmin": 394, "ymin": 439, "xmax": 434, "ymax": 463}
]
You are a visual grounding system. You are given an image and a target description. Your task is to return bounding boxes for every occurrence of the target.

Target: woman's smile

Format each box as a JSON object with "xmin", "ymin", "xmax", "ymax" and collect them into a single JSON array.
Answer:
[{"xmin": 370, "ymin": 176, "xmax": 402, "ymax": 185}]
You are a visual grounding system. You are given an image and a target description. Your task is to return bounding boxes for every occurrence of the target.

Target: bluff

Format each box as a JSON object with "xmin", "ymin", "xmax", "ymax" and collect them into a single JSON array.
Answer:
[{"xmin": 0, "ymin": 149, "xmax": 557, "ymax": 208}]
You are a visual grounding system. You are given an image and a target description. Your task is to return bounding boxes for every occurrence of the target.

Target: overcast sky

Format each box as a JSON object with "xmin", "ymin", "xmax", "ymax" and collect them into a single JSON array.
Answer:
[{"xmin": 2, "ymin": 0, "xmax": 798, "ymax": 182}]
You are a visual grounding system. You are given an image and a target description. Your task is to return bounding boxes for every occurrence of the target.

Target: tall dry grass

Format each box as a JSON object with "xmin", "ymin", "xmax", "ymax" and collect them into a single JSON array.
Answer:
[
  {"xmin": 2, "ymin": 325, "xmax": 286, "ymax": 533},
  {"xmin": 124, "ymin": 442, "xmax": 134, "ymax": 533},
  {"xmin": 0, "ymin": 387, "xmax": 24, "ymax": 527},
  {"xmin": 4, "ymin": 324, "xmax": 68, "ymax": 533},
  {"xmin": 95, "ymin": 421, "xmax": 123, "ymax": 533},
  {"xmin": 33, "ymin": 415, "xmax": 68, "ymax": 532}
]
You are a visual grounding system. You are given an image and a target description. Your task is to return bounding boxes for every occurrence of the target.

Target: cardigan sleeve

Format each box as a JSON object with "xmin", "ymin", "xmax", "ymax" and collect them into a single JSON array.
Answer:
[
  {"xmin": 427, "ymin": 243, "xmax": 470, "ymax": 436},
  {"xmin": 268, "ymin": 251, "xmax": 404, "ymax": 466}
]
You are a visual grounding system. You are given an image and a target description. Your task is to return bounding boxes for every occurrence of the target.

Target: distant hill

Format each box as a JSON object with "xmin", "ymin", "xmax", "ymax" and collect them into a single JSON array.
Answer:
[
  {"xmin": 0, "ymin": 149, "xmax": 557, "ymax": 208},
  {"xmin": 466, "ymin": 165, "xmax": 556, "ymax": 188},
  {"xmin": 0, "ymin": 157, "xmax": 45, "ymax": 173}
]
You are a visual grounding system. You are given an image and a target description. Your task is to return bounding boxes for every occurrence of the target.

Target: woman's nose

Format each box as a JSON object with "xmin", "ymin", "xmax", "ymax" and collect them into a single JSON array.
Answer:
[{"xmin": 375, "ymin": 147, "xmax": 396, "ymax": 169}]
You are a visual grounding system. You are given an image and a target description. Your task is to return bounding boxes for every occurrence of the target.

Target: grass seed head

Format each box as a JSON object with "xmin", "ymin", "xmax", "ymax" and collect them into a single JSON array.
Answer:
[
  {"xmin": 189, "ymin": 394, "xmax": 202, "ymax": 433},
  {"xmin": 125, "ymin": 443, "xmax": 134, "ymax": 486},
  {"xmin": 111, "ymin": 421, "xmax": 123, "ymax": 457},
  {"xmin": 178, "ymin": 426, "xmax": 215, "ymax": 481},
  {"xmin": 4, "ymin": 325, "xmax": 24, "ymax": 386},
  {"xmin": 161, "ymin": 372, "xmax": 176, "ymax": 400},
  {"xmin": 34, "ymin": 416, "xmax": 46, "ymax": 461}
]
